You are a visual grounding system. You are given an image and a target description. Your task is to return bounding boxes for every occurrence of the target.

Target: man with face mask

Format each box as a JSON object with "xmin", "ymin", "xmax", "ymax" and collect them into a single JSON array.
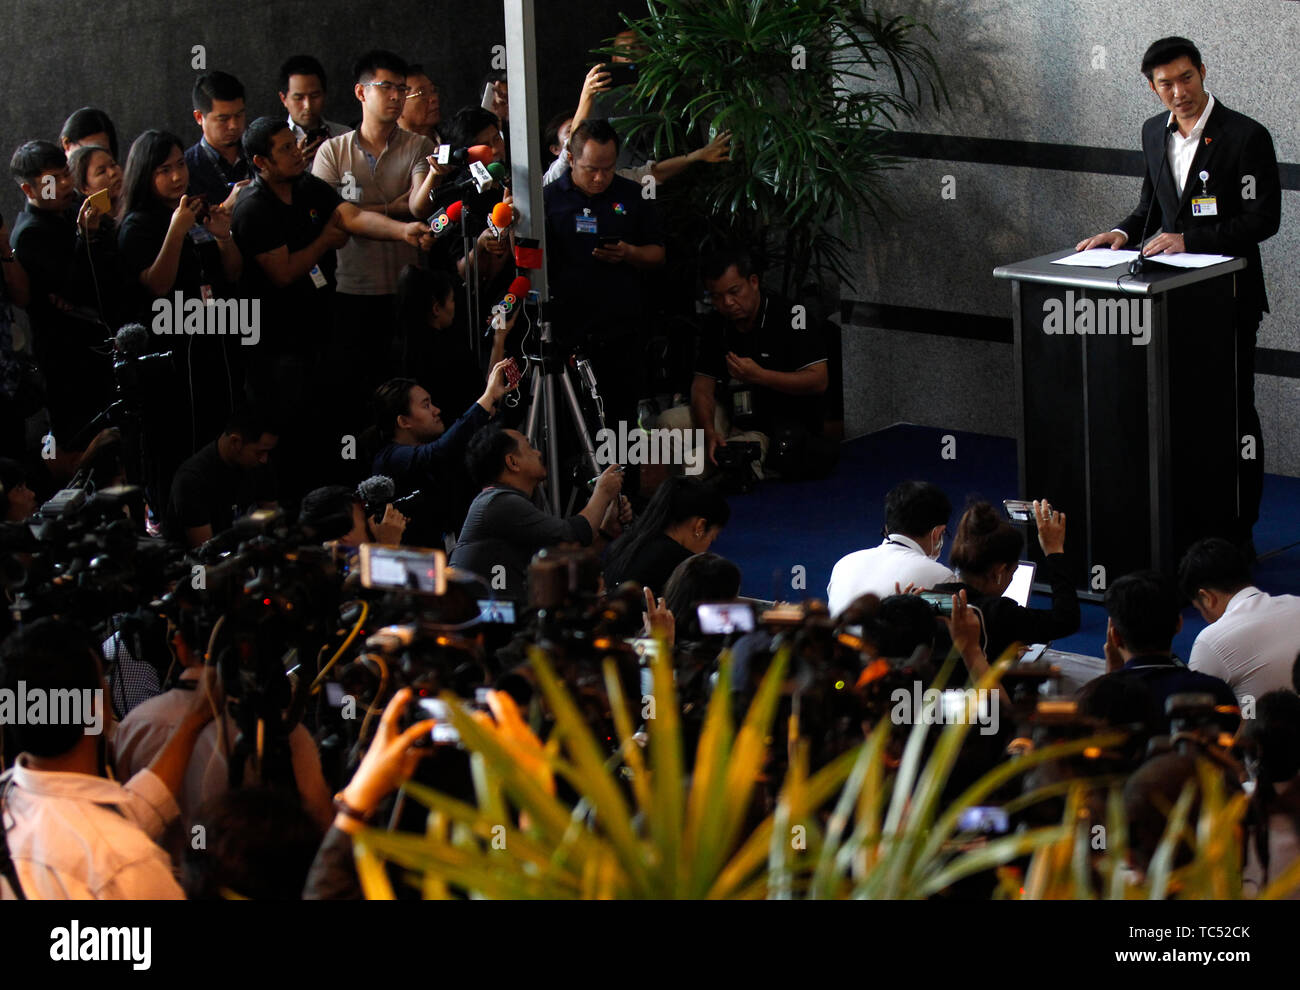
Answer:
[{"xmin": 827, "ymin": 481, "xmax": 955, "ymax": 618}]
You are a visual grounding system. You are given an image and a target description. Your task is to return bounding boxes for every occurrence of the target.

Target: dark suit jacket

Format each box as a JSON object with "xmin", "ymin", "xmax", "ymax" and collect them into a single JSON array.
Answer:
[{"xmin": 1115, "ymin": 100, "xmax": 1281, "ymax": 319}]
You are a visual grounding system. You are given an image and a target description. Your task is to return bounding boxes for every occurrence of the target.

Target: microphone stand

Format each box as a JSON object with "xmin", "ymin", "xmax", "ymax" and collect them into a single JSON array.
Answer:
[{"xmin": 1129, "ymin": 118, "xmax": 1180, "ymax": 275}]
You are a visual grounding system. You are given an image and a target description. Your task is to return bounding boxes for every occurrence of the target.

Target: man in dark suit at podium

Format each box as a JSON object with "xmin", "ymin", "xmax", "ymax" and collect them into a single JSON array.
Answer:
[{"xmin": 1076, "ymin": 36, "xmax": 1281, "ymax": 552}]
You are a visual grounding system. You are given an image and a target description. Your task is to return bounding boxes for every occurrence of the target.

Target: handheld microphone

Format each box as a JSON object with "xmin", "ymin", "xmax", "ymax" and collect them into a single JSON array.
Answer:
[
  {"xmin": 432, "ymin": 144, "xmax": 495, "ymax": 167},
  {"xmin": 486, "ymin": 161, "xmax": 509, "ymax": 186},
  {"xmin": 488, "ymin": 201, "xmax": 514, "ymax": 238},
  {"xmin": 487, "ymin": 275, "xmax": 531, "ymax": 335},
  {"xmin": 428, "ymin": 199, "xmax": 464, "ymax": 237},
  {"xmin": 1129, "ymin": 118, "xmax": 1179, "ymax": 275}
]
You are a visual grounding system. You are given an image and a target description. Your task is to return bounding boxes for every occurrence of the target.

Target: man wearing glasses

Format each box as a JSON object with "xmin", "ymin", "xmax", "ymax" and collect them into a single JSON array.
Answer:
[
  {"xmin": 312, "ymin": 50, "xmax": 446, "ymax": 435},
  {"xmin": 397, "ymin": 64, "xmax": 443, "ymax": 147}
]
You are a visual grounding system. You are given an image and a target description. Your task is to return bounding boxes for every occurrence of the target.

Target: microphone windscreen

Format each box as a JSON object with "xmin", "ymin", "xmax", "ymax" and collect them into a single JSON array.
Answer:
[
  {"xmin": 490, "ymin": 202, "xmax": 514, "ymax": 229},
  {"xmin": 114, "ymin": 322, "xmax": 150, "ymax": 356},
  {"xmin": 444, "ymin": 200, "xmax": 464, "ymax": 222},
  {"xmin": 468, "ymin": 144, "xmax": 493, "ymax": 164},
  {"xmin": 507, "ymin": 276, "xmax": 531, "ymax": 297},
  {"xmin": 486, "ymin": 161, "xmax": 508, "ymax": 181},
  {"xmin": 357, "ymin": 475, "xmax": 396, "ymax": 510}
]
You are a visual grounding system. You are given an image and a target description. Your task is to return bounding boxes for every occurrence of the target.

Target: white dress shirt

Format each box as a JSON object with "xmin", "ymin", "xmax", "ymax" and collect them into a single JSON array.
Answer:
[
  {"xmin": 1188, "ymin": 585, "xmax": 1300, "ymax": 703},
  {"xmin": 0, "ymin": 756, "xmax": 182, "ymax": 899},
  {"xmin": 826, "ymin": 534, "xmax": 956, "ymax": 617},
  {"xmin": 1167, "ymin": 92, "xmax": 1215, "ymax": 200}
]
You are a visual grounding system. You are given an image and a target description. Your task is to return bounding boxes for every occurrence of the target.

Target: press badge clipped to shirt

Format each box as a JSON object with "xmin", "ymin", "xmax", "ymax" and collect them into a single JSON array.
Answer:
[
  {"xmin": 731, "ymin": 387, "xmax": 754, "ymax": 421},
  {"xmin": 1191, "ymin": 197, "xmax": 1218, "ymax": 217},
  {"xmin": 574, "ymin": 213, "xmax": 598, "ymax": 235},
  {"xmin": 308, "ymin": 264, "xmax": 328, "ymax": 289},
  {"xmin": 199, "ymin": 284, "xmax": 214, "ymax": 305}
]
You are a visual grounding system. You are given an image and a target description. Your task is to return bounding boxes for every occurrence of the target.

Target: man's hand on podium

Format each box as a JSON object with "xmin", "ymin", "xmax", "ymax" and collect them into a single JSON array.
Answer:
[
  {"xmin": 1139, "ymin": 232, "xmax": 1185, "ymax": 256},
  {"xmin": 1074, "ymin": 230, "xmax": 1128, "ymax": 251}
]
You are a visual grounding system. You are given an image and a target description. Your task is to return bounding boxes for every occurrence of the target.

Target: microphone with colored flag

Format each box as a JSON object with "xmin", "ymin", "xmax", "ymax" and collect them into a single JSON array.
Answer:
[
  {"xmin": 432, "ymin": 144, "xmax": 496, "ymax": 167},
  {"xmin": 488, "ymin": 201, "xmax": 514, "ymax": 239},
  {"xmin": 428, "ymin": 199, "xmax": 463, "ymax": 238},
  {"xmin": 487, "ymin": 275, "xmax": 531, "ymax": 335}
]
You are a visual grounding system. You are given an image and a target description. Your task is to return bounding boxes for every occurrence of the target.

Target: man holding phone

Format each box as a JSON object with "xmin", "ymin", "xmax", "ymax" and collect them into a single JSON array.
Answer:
[
  {"xmin": 543, "ymin": 118, "xmax": 665, "ymax": 433},
  {"xmin": 278, "ymin": 55, "xmax": 350, "ymax": 165}
]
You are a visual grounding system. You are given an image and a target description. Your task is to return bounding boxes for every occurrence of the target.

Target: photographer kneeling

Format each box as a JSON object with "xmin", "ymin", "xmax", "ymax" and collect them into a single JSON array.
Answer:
[
  {"xmin": 450, "ymin": 426, "xmax": 630, "ymax": 600},
  {"xmin": 657, "ymin": 248, "xmax": 836, "ymax": 484}
]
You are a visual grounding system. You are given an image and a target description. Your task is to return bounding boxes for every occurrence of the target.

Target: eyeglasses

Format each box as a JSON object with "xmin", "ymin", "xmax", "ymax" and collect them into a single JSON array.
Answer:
[
  {"xmin": 405, "ymin": 88, "xmax": 438, "ymax": 101},
  {"xmin": 364, "ymin": 81, "xmax": 411, "ymax": 96}
]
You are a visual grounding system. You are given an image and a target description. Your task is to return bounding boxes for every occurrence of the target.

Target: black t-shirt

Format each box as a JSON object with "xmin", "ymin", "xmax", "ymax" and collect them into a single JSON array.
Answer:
[
  {"xmin": 605, "ymin": 530, "xmax": 692, "ymax": 596},
  {"xmin": 543, "ymin": 171, "xmax": 664, "ymax": 341},
  {"xmin": 117, "ymin": 206, "xmax": 228, "ymax": 328},
  {"xmin": 231, "ymin": 173, "xmax": 342, "ymax": 355},
  {"xmin": 695, "ymin": 293, "xmax": 827, "ymax": 434},
  {"xmin": 9, "ymin": 204, "xmax": 116, "ymax": 435},
  {"xmin": 164, "ymin": 440, "xmax": 277, "ymax": 542}
]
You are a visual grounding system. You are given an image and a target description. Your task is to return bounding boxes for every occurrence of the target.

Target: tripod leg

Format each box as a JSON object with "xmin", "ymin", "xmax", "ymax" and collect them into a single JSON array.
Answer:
[
  {"xmin": 543, "ymin": 372, "xmax": 561, "ymax": 514},
  {"xmin": 524, "ymin": 365, "xmax": 553, "ymax": 514},
  {"xmin": 558, "ymin": 368, "xmax": 601, "ymax": 479}
]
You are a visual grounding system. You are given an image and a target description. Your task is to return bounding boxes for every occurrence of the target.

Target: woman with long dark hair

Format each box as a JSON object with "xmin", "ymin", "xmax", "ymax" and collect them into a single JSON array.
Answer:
[
  {"xmin": 117, "ymin": 130, "xmax": 244, "ymax": 504},
  {"xmin": 605, "ymin": 476, "xmax": 730, "ymax": 597}
]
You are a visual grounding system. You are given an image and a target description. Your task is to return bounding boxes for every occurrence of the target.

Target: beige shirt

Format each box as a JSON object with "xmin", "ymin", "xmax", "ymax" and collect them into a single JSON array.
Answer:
[
  {"xmin": 0, "ymin": 756, "xmax": 183, "ymax": 899},
  {"xmin": 311, "ymin": 126, "xmax": 436, "ymax": 295}
]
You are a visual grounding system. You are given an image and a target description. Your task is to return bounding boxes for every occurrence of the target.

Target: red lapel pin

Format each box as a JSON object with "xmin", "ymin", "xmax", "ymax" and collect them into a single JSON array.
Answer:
[{"xmin": 1205, "ymin": 137, "xmax": 1213, "ymax": 144}]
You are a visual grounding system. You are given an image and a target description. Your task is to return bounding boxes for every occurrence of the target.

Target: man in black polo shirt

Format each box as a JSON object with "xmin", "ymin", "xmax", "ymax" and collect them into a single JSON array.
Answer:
[
  {"xmin": 663, "ymin": 248, "xmax": 834, "ymax": 480},
  {"xmin": 543, "ymin": 118, "xmax": 664, "ymax": 431},
  {"xmin": 233, "ymin": 116, "xmax": 438, "ymax": 499},
  {"xmin": 1085, "ymin": 571, "xmax": 1238, "ymax": 734},
  {"xmin": 7, "ymin": 140, "xmax": 112, "ymax": 454},
  {"xmin": 165, "ymin": 409, "xmax": 278, "ymax": 547},
  {"xmin": 232, "ymin": 116, "xmax": 348, "ymax": 498}
]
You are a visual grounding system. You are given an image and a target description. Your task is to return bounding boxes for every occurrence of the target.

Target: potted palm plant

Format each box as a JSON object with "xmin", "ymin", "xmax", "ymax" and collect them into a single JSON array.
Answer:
[{"xmin": 605, "ymin": 0, "xmax": 948, "ymax": 299}]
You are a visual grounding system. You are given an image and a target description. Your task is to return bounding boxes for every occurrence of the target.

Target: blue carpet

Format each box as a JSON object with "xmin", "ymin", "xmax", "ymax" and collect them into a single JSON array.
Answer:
[{"xmin": 712, "ymin": 424, "xmax": 1300, "ymax": 661}]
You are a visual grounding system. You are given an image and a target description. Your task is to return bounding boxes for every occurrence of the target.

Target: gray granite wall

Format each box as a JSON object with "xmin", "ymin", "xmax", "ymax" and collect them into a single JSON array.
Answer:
[{"xmin": 842, "ymin": 0, "xmax": 1300, "ymax": 474}]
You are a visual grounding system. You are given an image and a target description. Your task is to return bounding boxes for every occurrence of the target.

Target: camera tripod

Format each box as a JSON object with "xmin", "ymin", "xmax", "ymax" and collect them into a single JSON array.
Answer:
[{"xmin": 521, "ymin": 318, "xmax": 606, "ymax": 516}]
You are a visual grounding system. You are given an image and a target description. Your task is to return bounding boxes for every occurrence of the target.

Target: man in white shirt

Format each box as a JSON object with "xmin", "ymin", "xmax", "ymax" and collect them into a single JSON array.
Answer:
[
  {"xmin": 1180, "ymin": 537, "xmax": 1300, "ymax": 704},
  {"xmin": 1075, "ymin": 36, "xmax": 1281, "ymax": 547},
  {"xmin": 0, "ymin": 619, "xmax": 219, "ymax": 899},
  {"xmin": 827, "ymin": 480, "xmax": 955, "ymax": 616}
]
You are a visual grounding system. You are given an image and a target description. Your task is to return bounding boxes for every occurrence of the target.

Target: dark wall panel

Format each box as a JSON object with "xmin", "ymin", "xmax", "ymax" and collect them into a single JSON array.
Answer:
[{"xmin": 1, "ymin": 0, "xmax": 636, "ymax": 219}]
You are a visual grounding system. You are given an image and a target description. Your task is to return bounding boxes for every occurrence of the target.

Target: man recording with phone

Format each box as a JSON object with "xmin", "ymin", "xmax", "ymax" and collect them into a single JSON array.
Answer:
[
  {"xmin": 451, "ymin": 425, "xmax": 632, "ymax": 600},
  {"xmin": 278, "ymin": 55, "xmax": 349, "ymax": 165}
]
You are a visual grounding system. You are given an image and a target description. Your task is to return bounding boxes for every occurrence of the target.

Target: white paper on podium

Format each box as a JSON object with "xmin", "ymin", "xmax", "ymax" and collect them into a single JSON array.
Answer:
[
  {"xmin": 1141, "ymin": 252, "xmax": 1235, "ymax": 269},
  {"xmin": 1051, "ymin": 248, "xmax": 1141, "ymax": 268}
]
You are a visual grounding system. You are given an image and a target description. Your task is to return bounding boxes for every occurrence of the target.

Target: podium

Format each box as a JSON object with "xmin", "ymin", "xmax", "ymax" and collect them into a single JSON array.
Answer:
[{"xmin": 993, "ymin": 250, "xmax": 1247, "ymax": 599}]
